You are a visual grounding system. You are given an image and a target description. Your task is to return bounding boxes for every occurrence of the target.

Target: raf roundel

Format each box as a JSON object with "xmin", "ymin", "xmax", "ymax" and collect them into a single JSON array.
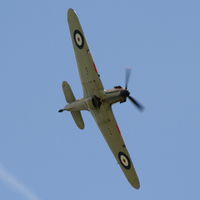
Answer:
[
  {"xmin": 118, "ymin": 152, "xmax": 131, "ymax": 169},
  {"xmin": 73, "ymin": 30, "xmax": 84, "ymax": 49}
]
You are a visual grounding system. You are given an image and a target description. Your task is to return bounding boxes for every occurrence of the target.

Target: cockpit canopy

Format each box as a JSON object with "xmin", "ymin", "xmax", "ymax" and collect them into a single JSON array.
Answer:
[{"xmin": 114, "ymin": 86, "xmax": 122, "ymax": 89}]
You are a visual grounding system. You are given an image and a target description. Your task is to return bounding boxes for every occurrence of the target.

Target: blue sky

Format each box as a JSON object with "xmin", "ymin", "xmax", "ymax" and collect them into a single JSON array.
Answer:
[{"xmin": 0, "ymin": 0, "xmax": 200, "ymax": 199}]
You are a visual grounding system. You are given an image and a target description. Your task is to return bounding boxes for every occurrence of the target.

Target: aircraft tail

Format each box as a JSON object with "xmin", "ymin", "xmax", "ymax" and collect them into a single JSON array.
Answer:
[{"xmin": 62, "ymin": 81, "xmax": 84, "ymax": 129}]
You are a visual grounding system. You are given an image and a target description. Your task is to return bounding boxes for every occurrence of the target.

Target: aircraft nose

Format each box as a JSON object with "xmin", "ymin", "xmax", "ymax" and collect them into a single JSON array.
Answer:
[{"xmin": 120, "ymin": 90, "xmax": 130, "ymax": 97}]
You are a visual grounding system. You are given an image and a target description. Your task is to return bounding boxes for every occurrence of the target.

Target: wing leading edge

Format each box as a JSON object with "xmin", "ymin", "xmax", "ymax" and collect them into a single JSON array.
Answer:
[
  {"xmin": 67, "ymin": 8, "xmax": 104, "ymax": 97},
  {"xmin": 91, "ymin": 104, "xmax": 140, "ymax": 189}
]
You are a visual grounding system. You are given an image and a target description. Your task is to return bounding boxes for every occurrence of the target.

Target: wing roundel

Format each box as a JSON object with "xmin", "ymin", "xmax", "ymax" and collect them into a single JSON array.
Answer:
[
  {"xmin": 118, "ymin": 152, "xmax": 131, "ymax": 170},
  {"xmin": 73, "ymin": 30, "xmax": 84, "ymax": 49}
]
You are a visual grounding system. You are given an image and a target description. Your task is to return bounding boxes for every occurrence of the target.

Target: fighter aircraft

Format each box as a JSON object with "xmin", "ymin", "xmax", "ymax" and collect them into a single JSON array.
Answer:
[{"xmin": 59, "ymin": 8, "xmax": 144, "ymax": 189}]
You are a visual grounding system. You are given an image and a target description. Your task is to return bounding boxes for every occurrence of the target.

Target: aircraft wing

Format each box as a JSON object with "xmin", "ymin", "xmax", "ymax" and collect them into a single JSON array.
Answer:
[
  {"xmin": 67, "ymin": 8, "xmax": 104, "ymax": 97},
  {"xmin": 91, "ymin": 104, "xmax": 140, "ymax": 189}
]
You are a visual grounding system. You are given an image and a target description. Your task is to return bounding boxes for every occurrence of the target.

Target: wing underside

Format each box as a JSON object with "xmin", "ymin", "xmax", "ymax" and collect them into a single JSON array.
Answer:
[
  {"xmin": 91, "ymin": 104, "xmax": 140, "ymax": 189},
  {"xmin": 67, "ymin": 8, "xmax": 104, "ymax": 97}
]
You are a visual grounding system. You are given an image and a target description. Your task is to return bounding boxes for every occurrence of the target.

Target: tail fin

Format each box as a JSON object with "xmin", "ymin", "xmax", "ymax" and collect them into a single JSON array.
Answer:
[{"xmin": 62, "ymin": 81, "xmax": 84, "ymax": 129}]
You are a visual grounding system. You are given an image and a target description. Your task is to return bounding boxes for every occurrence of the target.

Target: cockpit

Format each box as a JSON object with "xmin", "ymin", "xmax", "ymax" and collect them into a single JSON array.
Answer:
[
  {"xmin": 104, "ymin": 86, "xmax": 123, "ymax": 94},
  {"xmin": 114, "ymin": 86, "xmax": 122, "ymax": 89}
]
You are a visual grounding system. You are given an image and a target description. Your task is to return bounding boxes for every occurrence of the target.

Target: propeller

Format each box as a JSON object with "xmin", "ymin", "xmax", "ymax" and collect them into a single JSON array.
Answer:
[
  {"xmin": 125, "ymin": 68, "xmax": 131, "ymax": 89},
  {"xmin": 123, "ymin": 68, "xmax": 144, "ymax": 111},
  {"xmin": 128, "ymin": 96, "xmax": 144, "ymax": 111}
]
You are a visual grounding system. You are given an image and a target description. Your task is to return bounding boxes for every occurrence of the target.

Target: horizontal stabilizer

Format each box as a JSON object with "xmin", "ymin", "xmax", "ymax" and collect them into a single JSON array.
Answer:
[
  {"xmin": 62, "ymin": 81, "xmax": 75, "ymax": 103},
  {"xmin": 71, "ymin": 111, "xmax": 84, "ymax": 129}
]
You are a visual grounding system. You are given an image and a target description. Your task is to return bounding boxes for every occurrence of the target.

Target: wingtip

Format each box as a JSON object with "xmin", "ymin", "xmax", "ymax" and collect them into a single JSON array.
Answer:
[
  {"xmin": 127, "ymin": 173, "xmax": 140, "ymax": 189},
  {"xmin": 67, "ymin": 8, "xmax": 74, "ymax": 14},
  {"xmin": 134, "ymin": 182, "xmax": 140, "ymax": 189},
  {"xmin": 130, "ymin": 178, "xmax": 140, "ymax": 189},
  {"xmin": 67, "ymin": 8, "xmax": 77, "ymax": 19}
]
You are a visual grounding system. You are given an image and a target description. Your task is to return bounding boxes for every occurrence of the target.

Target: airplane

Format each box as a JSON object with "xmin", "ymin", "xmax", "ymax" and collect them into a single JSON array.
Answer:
[{"xmin": 59, "ymin": 8, "xmax": 144, "ymax": 189}]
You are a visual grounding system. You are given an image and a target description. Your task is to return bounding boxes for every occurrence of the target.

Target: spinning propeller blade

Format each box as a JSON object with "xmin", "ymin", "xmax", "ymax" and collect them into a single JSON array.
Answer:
[
  {"xmin": 124, "ymin": 68, "xmax": 144, "ymax": 111},
  {"xmin": 125, "ymin": 68, "xmax": 131, "ymax": 89},
  {"xmin": 128, "ymin": 96, "xmax": 144, "ymax": 111}
]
